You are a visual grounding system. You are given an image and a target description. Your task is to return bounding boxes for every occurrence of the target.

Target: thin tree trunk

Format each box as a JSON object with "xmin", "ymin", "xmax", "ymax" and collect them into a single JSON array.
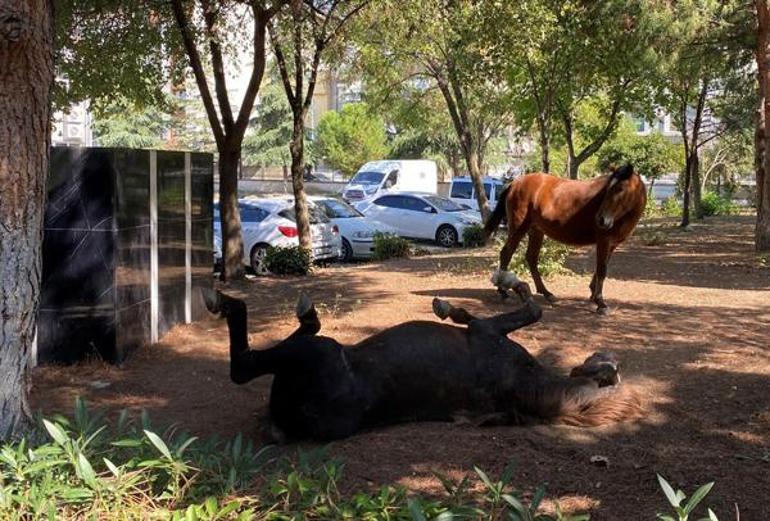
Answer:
[
  {"xmin": 692, "ymin": 150, "xmax": 703, "ymax": 219},
  {"xmin": 756, "ymin": 0, "xmax": 770, "ymax": 250},
  {"xmin": 0, "ymin": 0, "xmax": 55, "ymax": 438},
  {"xmin": 218, "ymin": 148, "xmax": 245, "ymax": 280},
  {"xmin": 564, "ymin": 114, "xmax": 577, "ymax": 179},
  {"xmin": 537, "ymin": 115, "xmax": 551, "ymax": 173},
  {"xmin": 681, "ymin": 158, "xmax": 691, "ymax": 228},
  {"xmin": 290, "ymin": 113, "xmax": 312, "ymax": 250}
]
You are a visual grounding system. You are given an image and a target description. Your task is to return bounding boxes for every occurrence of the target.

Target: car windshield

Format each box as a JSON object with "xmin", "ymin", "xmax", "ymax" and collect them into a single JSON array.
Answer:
[
  {"xmin": 279, "ymin": 205, "xmax": 329, "ymax": 224},
  {"xmin": 350, "ymin": 171, "xmax": 385, "ymax": 186},
  {"xmin": 424, "ymin": 195, "xmax": 465, "ymax": 212},
  {"xmin": 317, "ymin": 199, "xmax": 362, "ymax": 218}
]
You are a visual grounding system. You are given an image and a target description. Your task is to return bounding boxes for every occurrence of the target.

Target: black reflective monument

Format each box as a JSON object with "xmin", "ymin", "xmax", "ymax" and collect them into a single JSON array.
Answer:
[{"xmin": 37, "ymin": 147, "xmax": 214, "ymax": 364}]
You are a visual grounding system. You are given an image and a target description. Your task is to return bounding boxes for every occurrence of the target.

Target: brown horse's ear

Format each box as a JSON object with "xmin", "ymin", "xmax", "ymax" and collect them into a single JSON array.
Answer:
[{"xmin": 612, "ymin": 163, "xmax": 634, "ymax": 181}]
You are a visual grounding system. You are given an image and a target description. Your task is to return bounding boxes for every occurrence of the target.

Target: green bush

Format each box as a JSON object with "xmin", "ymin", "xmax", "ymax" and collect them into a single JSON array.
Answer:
[
  {"xmin": 372, "ymin": 232, "xmax": 411, "ymax": 260},
  {"xmin": 644, "ymin": 196, "xmax": 662, "ymax": 219},
  {"xmin": 701, "ymin": 191, "xmax": 737, "ymax": 216},
  {"xmin": 264, "ymin": 245, "xmax": 312, "ymax": 275},
  {"xmin": 462, "ymin": 223, "xmax": 486, "ymax": 248},
  {"xmin": 499, "ymin": 236, "xmax": 572, "ymax": 277},
  {"xmin": 662, "ymin": 196, "xmax": 682, "ymax": 217},
  {"xmin": 0, "ymin": 398, "xmax": 728, "ymax": 519}
]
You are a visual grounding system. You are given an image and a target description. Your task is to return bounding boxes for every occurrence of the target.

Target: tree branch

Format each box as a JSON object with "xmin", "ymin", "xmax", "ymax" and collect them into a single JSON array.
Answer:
[
  {"xmin": 170, "ymin": 0, "xmax": 225, "ymax": 149},
  {"xmin": 202, "ymin": 0, "xmax": 234, "ymax": 133},
  {"xmin": 234, "ymin": 5, "xmax": 270, "ymax": 137}
]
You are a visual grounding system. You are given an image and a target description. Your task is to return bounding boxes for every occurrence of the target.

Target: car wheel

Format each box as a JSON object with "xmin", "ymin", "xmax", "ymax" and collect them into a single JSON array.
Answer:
[
  {"xmin": 436, "ymin": 225, "xmax": 458, "ymax": 248},
  {"xmin": 340, "ymin": 238, "xmax": 354, "ymax": 262},
  {"xmin": 250, "ymin": 243, "xmax": 270, "ymax": 275}
]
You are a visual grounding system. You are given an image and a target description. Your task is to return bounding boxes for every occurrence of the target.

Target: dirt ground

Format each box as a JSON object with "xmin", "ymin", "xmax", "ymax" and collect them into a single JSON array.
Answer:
[{"xmin": 32, "ymin": 215, "xmax": 770, "ymax": 519}]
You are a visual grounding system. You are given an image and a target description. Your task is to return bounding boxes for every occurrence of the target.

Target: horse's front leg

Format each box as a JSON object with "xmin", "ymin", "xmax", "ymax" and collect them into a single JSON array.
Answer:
[{"xmin": 590, "ymin": 240, "xmax": 615, "ymax": 315}]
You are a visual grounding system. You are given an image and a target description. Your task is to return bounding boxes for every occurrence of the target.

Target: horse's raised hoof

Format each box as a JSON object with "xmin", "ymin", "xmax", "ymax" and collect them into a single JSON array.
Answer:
[
  {"xmin": 432, "ymin": 298, "xmax": 452, "ymax": 320},
  {"xmin": 201, "ymin": 287, "xmax": 222, "ymax": 314},
  {"xmin": 512, "ymin": 281, "xmax": 533, "ymax": 303},
  {"xmin": 296, "ymin": 293, "xmax": 314, "ymax": 318}
]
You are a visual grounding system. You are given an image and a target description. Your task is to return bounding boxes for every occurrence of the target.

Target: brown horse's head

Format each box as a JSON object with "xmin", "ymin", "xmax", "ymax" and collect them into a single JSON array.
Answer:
[{"xmin": 595, "ymin": 164, "xmax": 644, "ymax": 231}]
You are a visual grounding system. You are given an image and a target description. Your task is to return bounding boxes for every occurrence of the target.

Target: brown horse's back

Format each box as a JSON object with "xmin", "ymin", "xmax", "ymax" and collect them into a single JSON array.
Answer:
[{"xmin": 506, "ymin": 173, "xmax": 644, "ymax": 246}]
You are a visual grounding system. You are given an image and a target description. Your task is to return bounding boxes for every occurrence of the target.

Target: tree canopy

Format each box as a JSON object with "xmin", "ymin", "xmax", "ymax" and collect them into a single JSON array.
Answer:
[{"xmin": 316, "ymin": 102, "xmax": 387, "ymax": 177}]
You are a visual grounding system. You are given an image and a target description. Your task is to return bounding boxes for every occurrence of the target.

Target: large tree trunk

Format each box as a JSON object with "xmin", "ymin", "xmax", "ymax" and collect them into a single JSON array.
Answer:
[
  {"xmin": 218, "ymin": 146, "xmax": 245, "ymax": 280},
  {"xmin": 0, "ymin": 0, "xmax": 54, "ymax": 438},
  {"xmin": 756, "ymin": 0, "xmax": 770, "ymax": 251},
  {"xmin": 290, "ymin": 113, "xmax": 312, "ymax": 250}
]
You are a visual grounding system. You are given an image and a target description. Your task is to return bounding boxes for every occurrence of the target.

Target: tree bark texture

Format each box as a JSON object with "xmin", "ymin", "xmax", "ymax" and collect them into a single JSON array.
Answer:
[
  {"xmin": 0, "ymin": 0, "xmax": 54, "ymax": 438},
  {"xmin": 756, "ymin": 0, "xmax": 770, "ymax": 251},
  {"xmin": 218, "ymin": 147, "xmax": 245, "ymax": 279},
  {"xmin": 290, "ymin": 113, "xmax": 312, "ymax": 250}
]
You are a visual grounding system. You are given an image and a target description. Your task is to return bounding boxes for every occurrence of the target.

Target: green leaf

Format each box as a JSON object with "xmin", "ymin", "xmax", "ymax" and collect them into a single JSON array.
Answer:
[
  {"xmin": 175, "ymin": 436, "xmax": 198, "ymax": 458},
  {"xmin": 103, "ymin": 457, "xmax": 121, "ymax": 478},
  {"xmin": 144, "ymin": 430, "xmax": 172, "ymax": 460},
  {"xmin": 43, "ymin": 420, "xmax": 68, "ymax": 446},
  {"xmin": 684, "ymin": 482, "xmax": 714, "ymax": 514},
  {"xmin": 408, "ymin": 498, "xmax": 428, "ymax": 521},
  {"xmin": 111, "ymin": 439, "xmax": 143, "ymax": 448},
  {"xmin": 657, "ymin": 474, "xmax": 682, "ymax": 508},
  {"xmin": 77, "ymin": 452, "xmax": 98, "ymax": 488},
  {"xmin": 502, "ymin": 493, "xmax": 527, "ymax": 514},
  {"xmin": 474, "ymin": 466, "xmax": 495, "ymax": 490},
  {"xmin": 531, "ymin": 484, "xmax": 547, "ymax": 511}
]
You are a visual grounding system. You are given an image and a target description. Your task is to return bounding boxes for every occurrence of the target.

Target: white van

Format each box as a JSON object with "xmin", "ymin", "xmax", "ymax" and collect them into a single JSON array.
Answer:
[
  {"xmin": 448, "ymin": 176, "xmax": 506, "ymax": 213},
  {"xmin": 342, "ymin": 160, "xmax": 438, "ymax": 203}
]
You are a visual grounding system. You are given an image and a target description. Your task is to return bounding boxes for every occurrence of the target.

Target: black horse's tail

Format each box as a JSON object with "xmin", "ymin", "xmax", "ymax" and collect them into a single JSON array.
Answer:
[{"xmin": 483, "ymin": 183, "xmax": 511, "ymax": 240}]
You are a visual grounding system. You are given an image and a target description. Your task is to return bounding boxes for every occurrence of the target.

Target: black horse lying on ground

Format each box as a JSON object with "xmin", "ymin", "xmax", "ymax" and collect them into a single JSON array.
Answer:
[{"xmin": 204, "ymin": 284, "xmax": 641, "ymax": 441}]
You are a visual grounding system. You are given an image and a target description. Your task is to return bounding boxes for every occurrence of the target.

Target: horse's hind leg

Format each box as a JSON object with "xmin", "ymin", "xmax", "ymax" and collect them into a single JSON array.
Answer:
[
  {"xmin": 526, "ymin": 228, "xmax": 556, "ymax": 302},
  {"xmin": 432, "ymin": 298, "xmax": 478, "ymax": 324},
  {"xmin": 495, "ymin": 225, "xmax": 529, "ymax": 300}
]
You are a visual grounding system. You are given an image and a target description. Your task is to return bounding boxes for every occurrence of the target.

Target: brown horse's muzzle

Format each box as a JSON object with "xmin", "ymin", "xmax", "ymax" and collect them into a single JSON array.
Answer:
[{"xmin": 596, "ymin": 214, "xmax": 614, "ymax": 231}]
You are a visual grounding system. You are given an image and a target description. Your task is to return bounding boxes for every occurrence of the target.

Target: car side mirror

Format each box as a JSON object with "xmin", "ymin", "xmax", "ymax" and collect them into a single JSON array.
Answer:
[{"xmin": 424, "ymin": 206, "xmax": 435, "ymax": 213}]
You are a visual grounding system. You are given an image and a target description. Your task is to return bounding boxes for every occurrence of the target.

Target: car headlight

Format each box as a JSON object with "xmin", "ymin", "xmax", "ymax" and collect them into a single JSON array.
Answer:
[
  {"xmin": 352, "ymin": 230, "xmax": 375, "ymax": 239},
  {"xmin": 459, "ymin": 217, "xmax": 480, "ymax": 225}
]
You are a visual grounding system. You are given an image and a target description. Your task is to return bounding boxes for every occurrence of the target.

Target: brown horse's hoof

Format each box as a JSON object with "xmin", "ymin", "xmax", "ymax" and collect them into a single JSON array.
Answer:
[
  {"xmin": 597, "ymin": 306, "xmax": 610, "ymax": 316},
  {"xmin": 543, "ymin": 292, "xmax": 557, "ymax": 304}
]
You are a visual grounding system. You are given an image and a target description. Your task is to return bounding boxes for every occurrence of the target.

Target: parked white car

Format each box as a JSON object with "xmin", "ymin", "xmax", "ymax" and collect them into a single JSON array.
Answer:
[
  {"xmin": 355, "ymin": 192, "xmax": 482, "ymax": 247},
  {"xmin": 448, "ymin": 176, "xmax": 506, "ymax": 213},
  {"xmin": 310, "ymin": 196, "xmax": 396, "ymax": 261},
  {"xmin": 213, "ymin": 198, "xmax": 341, "ymax": 275}
]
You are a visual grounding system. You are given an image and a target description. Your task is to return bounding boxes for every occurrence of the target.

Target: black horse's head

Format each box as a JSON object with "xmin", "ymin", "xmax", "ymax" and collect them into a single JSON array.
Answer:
[{"xmin": 596, "ymin": 163, "xmax": 645, "ymax": 231}]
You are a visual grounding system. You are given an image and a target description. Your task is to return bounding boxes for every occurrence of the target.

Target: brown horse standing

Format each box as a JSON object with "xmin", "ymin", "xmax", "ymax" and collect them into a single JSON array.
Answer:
[{"xmin": 484, "ymin": 164, "xmax": 646, "ymax": 314}]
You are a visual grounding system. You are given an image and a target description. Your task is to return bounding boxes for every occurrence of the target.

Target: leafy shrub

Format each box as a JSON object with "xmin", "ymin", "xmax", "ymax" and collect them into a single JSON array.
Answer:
[
  {"xmin": 462, "ymin": 223, "xmax": 486, "ymax": 248},
  {"xmin": 656, "ymin": 474, "xmax": 718, "ymax": 521},
  {"xmin": 644, "ymin": 196, "xmax": 662, "ymax": 219},
  {"xmin": 701, "ymin": 192, "xmax": 737, "ymax": 217},
  {"xmin": 0, "ymin": 398, "xmax": 270, "ymax": 519},
  {"xmin": 498, "ymin": 235, "xmax": 572, "ymax": 278},
  {"xmin": 372, "ymin": 232, "xmax": 411, "ymax": 260},
  {"xmin": 264, "ymin": 245, "xmax": 312, "ymax": 275},
  {"xmin": 662, "ymin": 196, "xmax": 682, "ymax": 217},
  {"xmin": 0, "ymin": 398, "xmax": 731, "ymax": 519}
]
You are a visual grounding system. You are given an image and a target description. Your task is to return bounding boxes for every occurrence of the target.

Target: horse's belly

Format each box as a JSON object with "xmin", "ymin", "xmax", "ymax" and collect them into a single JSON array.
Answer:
[{"xmin": 538, "ymin": 220, "xmax": 597, "ymax": 246}]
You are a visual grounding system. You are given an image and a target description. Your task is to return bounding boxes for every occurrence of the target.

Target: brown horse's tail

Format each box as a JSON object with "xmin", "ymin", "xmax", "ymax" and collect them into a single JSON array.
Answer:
[
  {"xmin": 553, "ymin": 383, "xmax": 644, "ymax": 427},
  {"xmin": 483, "ymin": 183, "xmax": 511, "ymax": 240}
]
